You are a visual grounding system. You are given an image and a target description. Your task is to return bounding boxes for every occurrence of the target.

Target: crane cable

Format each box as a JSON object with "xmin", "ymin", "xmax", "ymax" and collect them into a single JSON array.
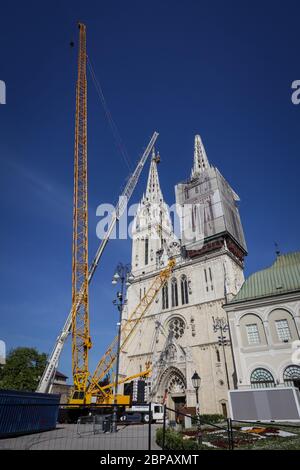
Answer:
[{"xmin": 87, "ymin": 55, "xmax": 132, "ymax": 172}]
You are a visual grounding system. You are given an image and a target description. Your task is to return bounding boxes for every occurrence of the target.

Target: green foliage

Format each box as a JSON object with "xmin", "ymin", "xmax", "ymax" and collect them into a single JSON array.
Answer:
[
  {"xmin": 156, "ymin": 427, "xmax": 210, "ymax": 450},
  {"xmin": 183, "ymin": 439, "xmax": 201, "ymax": 450},
  {"xmin": 156, "ymin": 428, "xmax": 183, "ymax": 449},
  {"xmin": 165, "ymin": 430, "xmax": 184, "ymax": 450},
  {"xmin": 192, "ymin": 413, "xmax": 224, "ymax": 425},
  {"xmin": 0, "ymin": 347, "xmax": 47, "ymax": 392},
  {"xmin": 157, "ymin": 423, "xmax": 300, "ymax": 451},
  {"xmin": 236, "ymin": 428, "xmax": 300, "ymax": 450},
  {"xmin": 156, "ymin": 427, "xmax": 164, "ymax": 446}
]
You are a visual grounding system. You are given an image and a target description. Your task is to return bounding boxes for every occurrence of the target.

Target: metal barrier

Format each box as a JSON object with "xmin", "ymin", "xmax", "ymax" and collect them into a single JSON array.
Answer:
[
  {"xmin": 161, "ymin": 406, "xmax": 232, "ymax": 450},
  {"xmin": 0, "ymin": 403, "xmax": 156, "ymax": 451},
  {"xmin": 159, "ymin": 406, "xmax": 300, "ymax": 451},
  {"xmin": 229, "ymin": 419, "xmax": 300, "ymax": 450},
  {"xmin": 160, "ymin": 406, "xmax": 300, "ymax": 450},
  {"xmin": 2, "ymin": 401, "xmax": 299, "ymax": 450}
]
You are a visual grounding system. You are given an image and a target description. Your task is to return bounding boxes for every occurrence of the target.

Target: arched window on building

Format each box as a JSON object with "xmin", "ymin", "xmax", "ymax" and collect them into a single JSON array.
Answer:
[
  {"xmin": 268, "ymin": 309, "xmax": 297, "ymax": 344},
  {"xmin": 181, "ymin": 275, "xmax": 189, "ymax": 305},
  {"xmin": 216, "ymin": 349, "xmax": 221, "ymax": 363},
  {"xmin": 240, "ymin": 313, "xmax": 267, "ymax": 348},
  {"xmin": 283, "ymin": 365, "xmax": 300, "ymax": 390},
  {"xmin": 171, "ymin": 278, "xmax": 178, "ymax": 307},
  {"xmin": 250, "ymin": 368, "xmax": 275, "ymax": 389},
  {"xmin": 162, "ymin": 283, "xmax": 169, "ymax": 310}
]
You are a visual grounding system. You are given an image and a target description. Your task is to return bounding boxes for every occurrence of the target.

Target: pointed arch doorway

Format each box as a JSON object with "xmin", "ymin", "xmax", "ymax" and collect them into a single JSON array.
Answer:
[{"xmin": 159, "ymin": 367, "xmax": 186, "ymax": 419}]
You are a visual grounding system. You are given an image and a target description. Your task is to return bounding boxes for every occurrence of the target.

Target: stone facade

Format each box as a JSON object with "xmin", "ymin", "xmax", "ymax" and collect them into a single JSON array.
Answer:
[
  {"xmin": 51, "ymin": 371, "xmax": 72, "ymax": 404},
  {"xmin": 119, "ymin": 136, "xmax": 247, "ymax": 415},
  {"xmin": 224, "ymin": 253, "xmax": 300, "ymax": 391}
]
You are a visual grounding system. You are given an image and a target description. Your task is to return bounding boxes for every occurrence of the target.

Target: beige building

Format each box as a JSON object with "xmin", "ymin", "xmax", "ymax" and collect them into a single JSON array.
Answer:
[
  {"xmin": 119, "ymin": 135, "xmax": 247, "ymax": 415},
  {"xmin": 224, "ymin": 252, "xmax": 300, "ymax": 391},
  {"xmin": 51, "ymin": 371, "xmax": 72, "ymax": 403}
]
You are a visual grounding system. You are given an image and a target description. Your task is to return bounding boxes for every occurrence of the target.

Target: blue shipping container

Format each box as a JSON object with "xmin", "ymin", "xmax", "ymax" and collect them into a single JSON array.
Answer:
[{"xmin": 0, "ymin": 389, "xmax": 60, "ymax": 437}]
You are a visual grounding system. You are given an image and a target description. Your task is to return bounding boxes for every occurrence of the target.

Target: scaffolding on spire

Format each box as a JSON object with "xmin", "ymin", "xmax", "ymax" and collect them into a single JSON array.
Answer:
[{"xmin": 191, "ymin": 134, "xmax": 210, "ymax": 178}]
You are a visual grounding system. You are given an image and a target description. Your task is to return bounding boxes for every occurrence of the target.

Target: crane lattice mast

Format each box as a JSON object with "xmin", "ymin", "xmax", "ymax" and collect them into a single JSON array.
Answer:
[
  {"xmin": 71, "ymin": 23, "xmax": 91, "ymax": 396},
  {"xmin": 88, "ymin": 259, "xmax": 175, "ymax": 400},
  {"xmin": 36, "ymin": 132, "xmax": 158, "ymax": 394}
]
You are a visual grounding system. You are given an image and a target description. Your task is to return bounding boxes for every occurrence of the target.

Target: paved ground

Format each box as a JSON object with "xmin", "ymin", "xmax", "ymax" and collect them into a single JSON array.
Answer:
[{"xmin": 0, "ymin": 423, "xmax": 161, "ymax": 451}]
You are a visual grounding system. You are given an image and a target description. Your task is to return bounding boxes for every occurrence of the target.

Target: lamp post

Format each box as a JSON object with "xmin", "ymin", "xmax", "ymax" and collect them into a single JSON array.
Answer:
[
  {"xmin": 111, "ymin": 262, "xmax": 132, "ymax": 433},
  {"xmin": 191, "ymin": 371, "xmax": 202, "ymax": 445},
  {"xmin": 212, "ymin": 317, "xmax": 230, "ymax": 390}
]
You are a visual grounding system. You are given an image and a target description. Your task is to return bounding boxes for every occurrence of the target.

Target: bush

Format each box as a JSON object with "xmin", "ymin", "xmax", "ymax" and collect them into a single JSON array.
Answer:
[
  {"xmin": 156, "ymin": 428, "xmax": 209, "ymax": 450},
  {"xmin": 192, "ymin": 414, "xmax": 224, "ymax": 425},
  {"xmin": 183, "ymin": 439, "xmax": 200, "ymax": 450},
  {"xmin": 156, "ymin": 428, "xmax": 183, "ymax": 450},
  {"xmin": 156, "ymin": 428, "xmax": 163, "ymax": 446}
]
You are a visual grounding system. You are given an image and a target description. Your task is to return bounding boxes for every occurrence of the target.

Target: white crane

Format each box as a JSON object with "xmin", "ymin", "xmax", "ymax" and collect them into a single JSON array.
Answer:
[{"xmin": 37, "ymin": 132, "xmax": 159, "ymax": 393}]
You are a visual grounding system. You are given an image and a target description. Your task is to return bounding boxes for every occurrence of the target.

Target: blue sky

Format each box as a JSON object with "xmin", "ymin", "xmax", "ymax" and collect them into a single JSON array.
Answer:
[{"xmin": 1, "ymin": 0, "xmax": 299, "ymax": 381}]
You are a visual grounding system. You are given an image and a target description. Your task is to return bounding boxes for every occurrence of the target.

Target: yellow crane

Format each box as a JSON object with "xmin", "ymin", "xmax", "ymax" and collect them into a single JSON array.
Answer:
[
  {"xmin": 68, "ymin": 23, "xmax": 175, "ymax": 407},
  {"xmin": 70, "ymin": 258, "xmax": 175, "ymax": 405},
  {"xmin": 71, "ymin": 23, "xmax": 91, "ymax": 402}
]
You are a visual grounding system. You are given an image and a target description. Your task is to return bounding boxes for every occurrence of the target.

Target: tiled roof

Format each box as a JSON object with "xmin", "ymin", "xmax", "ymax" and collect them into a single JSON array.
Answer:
[{"xmin": 230, "ymin": 251, "xmax": 300, "ymax": 303}]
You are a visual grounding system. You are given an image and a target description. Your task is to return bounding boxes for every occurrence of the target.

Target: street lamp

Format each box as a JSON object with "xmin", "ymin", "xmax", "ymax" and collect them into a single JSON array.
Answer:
[
  {"xmin": 191, "ymin": 371, "xmax": 202, "ymax": 445},
  {"xmin": 212, "ymin": 316, "xmax": 230, "ymax": 389},
  {"xmin": 111, "ymin": 263, "xmax": 132, "ymax": 433},
  {"xmin": 112, "ymin": 270, "xmax": 121, "ymax": 285},
  {"xmin": 192, "ymin": 371, "xmax": 201, "ymax": 390}
]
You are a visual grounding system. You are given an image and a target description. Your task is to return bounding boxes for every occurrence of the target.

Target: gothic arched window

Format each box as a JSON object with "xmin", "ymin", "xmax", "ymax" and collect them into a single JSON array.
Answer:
[
  {"xmin": 250, "ymin": 368, "xmax": 275, "ymax": 389},
  {"xmin": 168, "ymin": 317, "xmax": 185, "ymax": 339},
  {"xmin": 144, "ymin": 237, "xmax": 149, "ymax": 265},
  {"xmin": 191, "ymin": 205, "xmax": 197, "ymax": 232},
  {"xmin": 181, "ymin": 274, "xmax": 189, "ymax": 305},
  {"xmin": 171, "ymin": 278, "xmax": 178, "ymax": 307},
  {"xmin": 162, "ymin": 283, "xmax": 169, "ymax": 310},
  {"xmin": 168, "ymin": 374, "xmax": 185, "ymax": 394}
]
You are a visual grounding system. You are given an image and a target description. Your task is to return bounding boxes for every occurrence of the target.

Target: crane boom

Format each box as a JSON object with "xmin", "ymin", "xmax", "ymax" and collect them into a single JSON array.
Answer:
[
  {"xmin": 71, "ymin": 23, "xmax": 90, "ymax": 396},
  {"xmin": 88, "ymin": 259, "xmax": 175, "ymax": 398},
  {"xmin": 88, "ymin": 131, "xmax": 159, "ymax": 282},
  {"xmin": 37, "ymin": 132, "xmax": 158, "ymax": 394}
]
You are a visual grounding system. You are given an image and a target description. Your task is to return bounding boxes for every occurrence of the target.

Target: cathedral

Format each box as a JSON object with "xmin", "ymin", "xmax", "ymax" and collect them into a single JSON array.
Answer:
[{"xmin": 119, "ymin": 135, "xmax": 247, "ymax": 415}]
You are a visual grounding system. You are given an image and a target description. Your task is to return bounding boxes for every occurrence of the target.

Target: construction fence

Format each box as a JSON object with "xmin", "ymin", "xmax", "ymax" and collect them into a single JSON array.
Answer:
[
  {"xmin": 0, "ymin": 403, "xmax": 155, "ymax": 451},
  {"xmin": 160, "ymin": 406, "xmax": 300, "ymax": 450},
  {"xmin": 1, "ymin": 402, "xmax": 300, "ymax": 450}
]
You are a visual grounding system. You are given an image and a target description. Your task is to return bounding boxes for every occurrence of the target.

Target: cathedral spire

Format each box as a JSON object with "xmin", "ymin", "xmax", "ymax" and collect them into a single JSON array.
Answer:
[
  {"xmin": 145, "ymin": 148, "xmax": 163, "ymax": 203},
  {"xmin": 191, "ymin": 134, "xmax": 210, "ymax": 179}
]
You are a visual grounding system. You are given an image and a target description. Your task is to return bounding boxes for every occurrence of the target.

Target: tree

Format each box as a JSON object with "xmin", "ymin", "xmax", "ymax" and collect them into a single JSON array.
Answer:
[{"xmin": 0, "ymin": 347, "xmax": 47, "ymax": 392}]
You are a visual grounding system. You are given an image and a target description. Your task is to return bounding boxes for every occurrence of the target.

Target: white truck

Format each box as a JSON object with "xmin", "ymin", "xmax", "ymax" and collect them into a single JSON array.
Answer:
[{"xmin": 120, "ymin": 403, "xmax": 164, "ymax": 423}]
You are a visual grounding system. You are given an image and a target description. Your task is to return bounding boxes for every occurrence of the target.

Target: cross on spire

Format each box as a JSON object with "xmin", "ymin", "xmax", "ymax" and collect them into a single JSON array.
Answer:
[{"xmin": 191, "ymin": 134, "xmax": 210, "ymax": 179}]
